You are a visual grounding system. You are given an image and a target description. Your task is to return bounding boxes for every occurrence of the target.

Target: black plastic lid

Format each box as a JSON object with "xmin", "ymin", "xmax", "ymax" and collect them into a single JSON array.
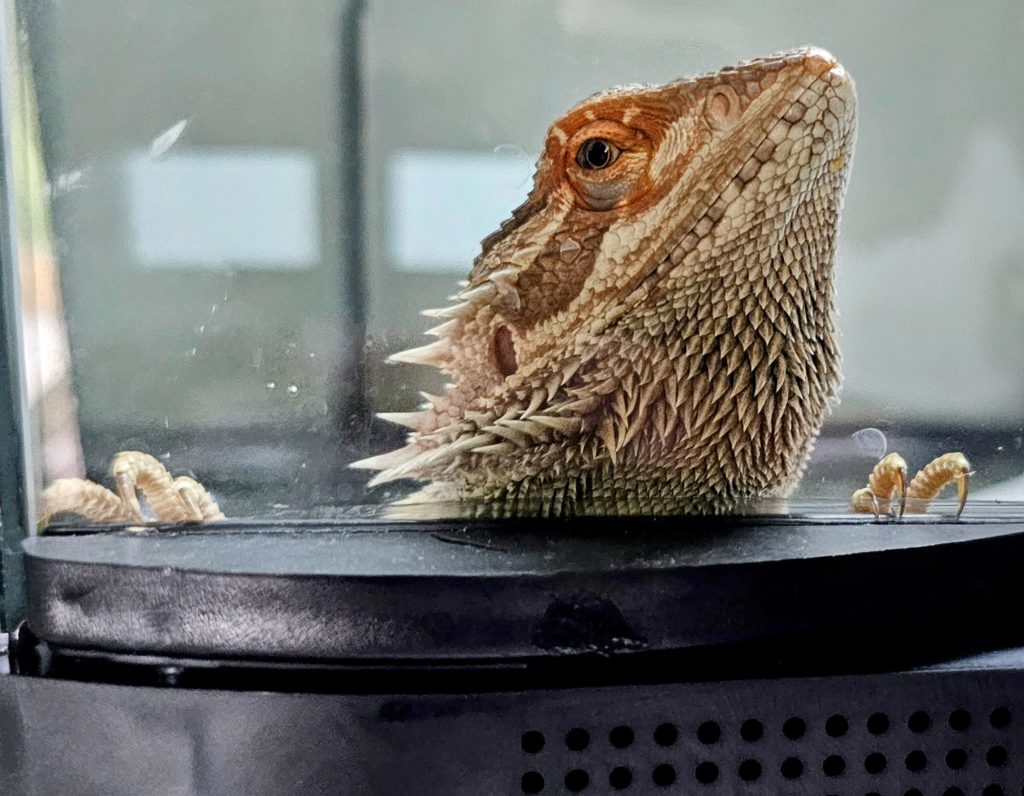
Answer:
[{"xmin": 22, "ymin": 512, "xmax": 1024, "ymax": 662}]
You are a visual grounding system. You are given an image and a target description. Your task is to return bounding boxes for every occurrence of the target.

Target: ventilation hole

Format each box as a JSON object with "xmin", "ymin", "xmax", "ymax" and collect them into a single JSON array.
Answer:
[
  {"xmin": 780, "ymin": 757, "xmax": 804, "ymax": 779},
  {"xmin": 694, "ymin": 761, "xmax": 718, "ymax": 784},
  {"xmin": 652, "ymin": 764, "xmax": 676, "ymax": 787},
  {"xmin": 609, "ymin": 725, "xmax": 634, "ymax": 749},
  {"xmin": 825, "ymin": 715, "xmax": 849, "ymax": 737},
  {"xmin": 783, "ymin": 717, "xmax": 806, "ymax": 740},
  {"xmin": 522, "ymin": 731, "xmax": 545, "ymax": 754},
  {"xmin": 864, "ymin": 752, "xmax": 887, "ymax": 774},
  {"xmin": 740, "ymin": 719, "xmax": 764, "ymax": 742},
  {"xmin": 983, "ymin": 786, "xmax": 1005, "ymax": 796},
  {"xmin": 991, "ymin": 706, "xmax": 1012, "ymax": 729},
  {"xmin": 654, "ymin": 723, "xmax": 678, "ymax": 747},
  {"xmin": 521, "ymin": 771, "xmax": 545, "ymax": 794},
  {"xmin": 608, "ymin": 767, "xmax": 632, "ymax": 790},
  {"xmin": 987, "ymin": 745, "xmax": 1008, "ymax": 767},
  {"xmin": 945, "ymin": 748, "xmax": 968, "ymax": 770},
  {"xmin": 949, "ymin": 709, "xmax": 971, "ymax": 732},
  {"xmin": 944, "ymin": 788, "xmax": 965, "ymax": 796},
  {"xmin": 867, "ymin": 712, "xmax": 890, "ymax": 735},
  {"xmin": 905, "ymin": 750, "xmax": 928, "ymax": 772},
  {"xmin": 908, "ymin": 710, "xmax": 931, "ymax": 733},
  {"xmin": 696, "ymin": 721, "xmax": 721, "ymax": 745},
  {"xmin": 822, "ymin": 755, "xmax": 846, "ymax": 777},
  {"xmin": 904, "ymin": 790, "xmax": 924, "ymax": 796},
  {"xmin": 566, "ymin": 728, "xmax": 590, "ymax": 752},
  {"xmin": 738, "ymin": 759, "xmax": 761, "ymax": 782},
  {"xmin": 565, "ymin": 769, "xmax": 589, "ymax": 792}
]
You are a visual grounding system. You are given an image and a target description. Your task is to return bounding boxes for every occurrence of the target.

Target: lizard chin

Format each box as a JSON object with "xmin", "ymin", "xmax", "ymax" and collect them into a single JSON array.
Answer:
[{"xmin": 355, "ymin": 47, "xmax": 857, "ymax": 516}]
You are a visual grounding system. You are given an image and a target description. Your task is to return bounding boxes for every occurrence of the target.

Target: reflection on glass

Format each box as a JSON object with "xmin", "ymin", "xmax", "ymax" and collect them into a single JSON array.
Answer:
[
  {"xmin": 388, "ymin": 149, "xmax": 534, "ymax": 273},
  {"xmin": 125, "ymin": 149, "xmax": 321, "ymax": 270}
]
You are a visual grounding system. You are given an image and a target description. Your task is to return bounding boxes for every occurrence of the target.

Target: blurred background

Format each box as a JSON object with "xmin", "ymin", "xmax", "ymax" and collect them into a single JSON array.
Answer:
[{"xmin": 5, "ymin": 0, "xmax": 1024, "ymax": 518}]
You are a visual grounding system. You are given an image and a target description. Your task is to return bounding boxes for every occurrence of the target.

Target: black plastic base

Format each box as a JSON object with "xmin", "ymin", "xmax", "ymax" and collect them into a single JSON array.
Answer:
[
  {"xmin": 13, "ymin": 518, "xmax": 1024, "ymax": 793},
  {"xmin": 3, "ymin": 647, "xmax": 1024, "ymax": 795}
]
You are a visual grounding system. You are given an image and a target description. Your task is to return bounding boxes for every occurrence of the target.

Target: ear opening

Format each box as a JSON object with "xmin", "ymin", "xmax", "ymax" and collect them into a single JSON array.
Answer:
[{"xmin": 493, "ymin": 323, "xmax": 518, "ymax": 377}]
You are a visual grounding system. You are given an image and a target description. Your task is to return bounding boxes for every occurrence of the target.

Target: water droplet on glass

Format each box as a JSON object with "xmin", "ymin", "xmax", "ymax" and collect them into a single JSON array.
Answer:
[
  {"xmin": 851, "ymin": 427, "xmax": 887, "ymax": 458},
  {"xmin": 560, "ymin": 238, "xmax": 582, "ymax": 263},
  {"xmin": 309, "ymin": 352, "xmax": 316, "ymax": 359},
  {"xmin": 198, "ymin": 324, "xmax": 206, "ymax": 335},
  {"xmin": 189, "ymin": 347, "xmax": 197, "ymax": 357},
  {"xmin": 287, "ymin": 385, "xmax": 298, "ymax": 395},
  {"xmin": 997, "ymin": 445, "xmax": 1005, "ymax": 452},
  {"xmin": 266, "ymin": 382, "xmax": 276, "ymax": 390},
  {"xmin": 210, "ymin": 304, "xmax": 219, "ymax": 317}
]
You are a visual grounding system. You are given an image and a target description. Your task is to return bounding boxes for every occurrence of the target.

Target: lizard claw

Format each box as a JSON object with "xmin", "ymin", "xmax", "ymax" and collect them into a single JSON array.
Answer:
[
  {"xmin": 957, "ymin": 469, "xmax": 970, "ymax": 519},
  {"xmin": 906, "ymin": 452, "xmax": 971, "ymax": 519},
  {"xmin": 851, "ymin": 451, "xmax": 971, "ymax": 520},
  {"xmin": 850, "ymin": 452, "xmax": 907, "ymax": 519},
  {"xmin": 39, "ymin": 451, "xmax": 224, "ymax": 529},
  {"xmin": 955, "ymin": 469, "xmax": 970, "ymax": 520},
  {"xmin": 850, "ymin": 487, "xmax": 880, "ymax": 518}
]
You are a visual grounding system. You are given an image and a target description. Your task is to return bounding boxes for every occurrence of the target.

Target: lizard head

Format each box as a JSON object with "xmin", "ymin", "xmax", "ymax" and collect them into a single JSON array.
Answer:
[{"xmin": 355, "ymin": 47, "xmax": 857, "ymax": 514}]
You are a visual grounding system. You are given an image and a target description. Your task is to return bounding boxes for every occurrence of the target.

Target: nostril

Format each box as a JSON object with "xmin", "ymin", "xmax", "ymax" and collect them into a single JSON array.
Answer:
[
  {"xmin": 493, "ymin": 324, "xmax": 518, "ymax": 377},
  {"xmin": 803, "ymin": 46, "xmax": 838, "ymax": 74}
]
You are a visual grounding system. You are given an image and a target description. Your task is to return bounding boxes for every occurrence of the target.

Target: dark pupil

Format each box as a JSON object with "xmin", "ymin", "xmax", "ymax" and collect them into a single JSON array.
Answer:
[{"xmin": 580, "ymin": 139, "xmax": 611, "ymax": 169}]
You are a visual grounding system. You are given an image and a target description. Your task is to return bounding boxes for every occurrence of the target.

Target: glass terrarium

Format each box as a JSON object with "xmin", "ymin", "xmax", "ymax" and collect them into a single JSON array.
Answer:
[
  {"xmin": 0, "ymin": 0, "xmax": 1022, "ymax": 609},
  {"xmin": 3, "ymin": 0, "xmax": 1022, "ymax": 540},
  {"xmin": 3, "ymin": 1, "xmax": 1021, "ymax": 540},
  {"xmin": 1, "ymin": 3, "xmax": 1024, "ymax": 794}
]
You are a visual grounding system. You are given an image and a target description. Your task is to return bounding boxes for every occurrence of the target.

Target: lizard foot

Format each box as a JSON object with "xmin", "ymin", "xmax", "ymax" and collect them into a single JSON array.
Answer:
[
  {"xmin": 851, "ymin": 451, "xmax": 970, "ymax": 519},
  {"xmin": 39, "ymin": 450, "xmax": 224, "ymax": 529}
]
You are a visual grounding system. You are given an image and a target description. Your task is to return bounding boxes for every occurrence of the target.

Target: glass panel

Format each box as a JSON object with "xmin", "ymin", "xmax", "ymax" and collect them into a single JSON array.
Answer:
[{"xmin": 4, "ymin": 0, "xmax": 1023, "ymax": 526}]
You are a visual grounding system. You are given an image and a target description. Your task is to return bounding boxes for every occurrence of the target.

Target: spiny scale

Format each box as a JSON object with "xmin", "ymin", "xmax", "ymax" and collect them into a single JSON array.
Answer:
[{"xmin": 353, "ymin": 47, "xmax": 857, "ymax": 516}]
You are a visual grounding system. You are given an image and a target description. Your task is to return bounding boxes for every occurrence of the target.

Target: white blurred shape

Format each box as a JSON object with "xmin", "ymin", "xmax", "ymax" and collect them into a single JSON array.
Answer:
[
  {"xmin": 149, "ymin": 119, "xmax": 188, "ymax": 159},
  {"xmin": 125, "ymin": 149, "xmax": 320, "ymax": 269},
  {"xmin": 388, "ymin": 149, "xmax": 535, "ymax": 273},
  {"xmin": 838, "ymin": 127, "xmax": 1024, "ymax": 424}
]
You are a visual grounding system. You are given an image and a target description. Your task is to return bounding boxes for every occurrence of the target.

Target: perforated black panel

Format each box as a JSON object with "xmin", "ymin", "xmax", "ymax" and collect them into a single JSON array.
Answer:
[
  {"xmin": 514, "ymin": 674, "xmax": 1023, "ymax": 794},
  {"xmin": 3, "ymin": 662, "xmax": 1024, "ymax": 794}
]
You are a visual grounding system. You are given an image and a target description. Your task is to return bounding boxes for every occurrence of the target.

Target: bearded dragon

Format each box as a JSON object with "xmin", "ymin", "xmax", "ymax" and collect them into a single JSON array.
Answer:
[
  {"xmin": 38, "ymin": 47, "xmax": 969, "ymax": 525},
  {"xmin": 352, "ymin": 46, "xmax": 970, "ymax": 518}
]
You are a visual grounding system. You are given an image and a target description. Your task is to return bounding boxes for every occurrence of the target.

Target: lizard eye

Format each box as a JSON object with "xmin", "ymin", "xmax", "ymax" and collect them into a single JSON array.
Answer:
[{"xmin": 576, "ymin": 138, "xmax": 620, "ymax": 170}]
